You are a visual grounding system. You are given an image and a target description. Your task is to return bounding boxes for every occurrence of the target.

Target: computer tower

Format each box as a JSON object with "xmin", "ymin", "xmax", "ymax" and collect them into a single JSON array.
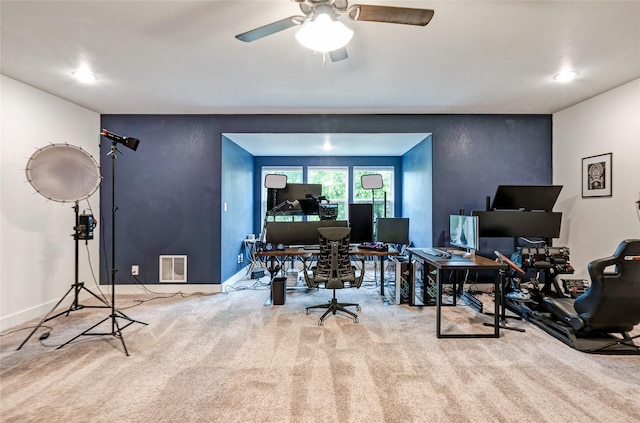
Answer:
[
  {"xmin": 410, "ymin": 260, "xmax": 436, "ymax": 306},
  {"xmin": 393, "ymin": 257, "xmax": 412, "ymax": 304},
  {"xmin": 271, "ymin": 277, "xmax": 286, "ymax": 305}
]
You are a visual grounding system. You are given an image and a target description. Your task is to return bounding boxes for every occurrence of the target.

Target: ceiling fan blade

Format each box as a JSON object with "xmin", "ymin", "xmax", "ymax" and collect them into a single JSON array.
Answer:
[
  {"xmin": 235, "ymin": 16, "xmax": 302, "ymax": 42},
  {"xmin": 349, "ymin": 5, "xmax": 434, "ymax": 26},
  {"xmin": 330, "ymin": 47, "xmax": 349, "ymax": 62}
]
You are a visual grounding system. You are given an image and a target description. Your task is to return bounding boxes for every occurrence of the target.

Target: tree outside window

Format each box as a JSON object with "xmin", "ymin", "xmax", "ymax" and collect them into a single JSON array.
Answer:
[{"xmin": 307, "ymin": 167, "xmax": 348, "ymax": 221}]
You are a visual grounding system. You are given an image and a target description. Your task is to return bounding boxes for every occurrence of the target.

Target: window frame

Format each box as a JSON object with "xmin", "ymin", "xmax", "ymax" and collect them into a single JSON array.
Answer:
[
  {"xmin": 306, "ymin": 166, "xmax": 349, "ymax": 221},
  {"xmin": 353, "ymin": 166, "xmax": 395, "ymax": 219}
]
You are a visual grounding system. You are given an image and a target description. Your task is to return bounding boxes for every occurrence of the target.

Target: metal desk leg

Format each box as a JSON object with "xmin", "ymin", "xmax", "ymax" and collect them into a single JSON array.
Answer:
[
  {"xmin": 437, "ymin": 267, "xmax": 501, "ymax": 339},
  {"xmin": 492, "ymin": 271, "xmax": 500, "ymax": 337},
  {"xmin": 379, "ymin": 255, "xmax": 385, "ymax": 297},
  {"xmin": 436, "ymin": 268, "xmax": 442, "ymax": 338}
]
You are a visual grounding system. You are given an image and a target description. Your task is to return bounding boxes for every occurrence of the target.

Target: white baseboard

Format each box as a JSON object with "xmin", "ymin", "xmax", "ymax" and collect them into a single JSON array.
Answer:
[
  {"xmin": 0, "ymin": 299, "xmax": 64, "ymax": 333},
  {"xmin": 0, "ymin": 278, "xmax": 237, "ymax": 332}
]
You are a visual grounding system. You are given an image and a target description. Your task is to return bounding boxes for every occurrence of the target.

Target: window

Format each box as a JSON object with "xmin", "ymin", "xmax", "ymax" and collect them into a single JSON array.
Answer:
[
  {"xmin": 259, "ymin": 165, "xmax": 396, "ymax": 223},
  {"xmin": 307, "ymin": 167, "xmax": 349, "ymax": 221},
  {"xmin": 353, "ymin": 167, "xmax": 394, "ymax": 219}
]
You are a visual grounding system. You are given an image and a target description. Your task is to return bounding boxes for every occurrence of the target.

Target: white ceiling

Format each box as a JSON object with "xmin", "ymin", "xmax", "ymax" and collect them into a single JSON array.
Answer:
[{"xmin": 2, "ymin": 1, "xmax": 639, "ymax": 155}]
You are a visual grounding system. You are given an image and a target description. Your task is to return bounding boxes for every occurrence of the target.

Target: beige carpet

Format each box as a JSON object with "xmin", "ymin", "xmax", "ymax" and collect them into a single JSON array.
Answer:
[{"xmin": 1, "ymin": 281, "xmax": 639, "ymax": 423}]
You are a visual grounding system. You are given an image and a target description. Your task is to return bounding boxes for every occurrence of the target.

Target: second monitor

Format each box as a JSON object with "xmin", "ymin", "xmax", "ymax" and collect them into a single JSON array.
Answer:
[
  {"xmin": 449, "ymin": 214, "xmax": 479, "ymax": 251},
  {"xmin": 376, "ymin": 218, "xmax": 410, "ymax": 245}
]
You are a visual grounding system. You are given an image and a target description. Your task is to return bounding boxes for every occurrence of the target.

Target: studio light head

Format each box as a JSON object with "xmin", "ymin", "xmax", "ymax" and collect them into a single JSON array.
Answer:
[
  {"xmin": 100, "ymin": 129, "xmax": 140, "ymax": 151},
  {"xmin": 264, "ymin": 173, "xmax": 287, "ymax": 189},
  {"xmin": 361, "ymin": 174, "xmax": 383, "ymax": 190}
]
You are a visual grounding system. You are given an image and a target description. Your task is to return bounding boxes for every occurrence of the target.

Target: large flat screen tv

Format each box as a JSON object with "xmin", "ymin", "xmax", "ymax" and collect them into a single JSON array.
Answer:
[{"xmin": 473, "ymin": 211, "xmax": 562, "ymax": 239}]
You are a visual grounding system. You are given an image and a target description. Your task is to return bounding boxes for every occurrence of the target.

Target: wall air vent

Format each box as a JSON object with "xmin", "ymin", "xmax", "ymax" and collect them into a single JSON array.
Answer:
[{"xmin": 159, "ymin": 255, "xmax": 187, "ymax": 283}]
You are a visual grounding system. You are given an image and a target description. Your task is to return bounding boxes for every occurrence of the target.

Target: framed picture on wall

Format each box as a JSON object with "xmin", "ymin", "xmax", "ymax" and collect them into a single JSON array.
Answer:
[{"xmin": 582, "ymin": 153, "xmax": 612, "ymax": 198}]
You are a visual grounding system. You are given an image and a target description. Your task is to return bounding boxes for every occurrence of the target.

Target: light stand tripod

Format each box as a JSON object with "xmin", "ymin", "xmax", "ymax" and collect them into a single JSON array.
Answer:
[
  {"xmin": 57, "ymin": 139, "xmax": 146, "ymax": 356},
  {"xmin": 17, "ymin": 201, "xmax": 111, "ymax": 350}
]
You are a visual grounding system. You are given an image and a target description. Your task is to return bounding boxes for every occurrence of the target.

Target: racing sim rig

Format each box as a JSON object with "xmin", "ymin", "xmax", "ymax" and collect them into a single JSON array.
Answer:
[{"xmin": 475, "ymin": 185, "xmax": 640, "ymax": 354}]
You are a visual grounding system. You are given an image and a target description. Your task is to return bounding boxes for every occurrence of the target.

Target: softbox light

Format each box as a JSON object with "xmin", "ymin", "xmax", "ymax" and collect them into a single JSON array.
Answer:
[{"xmin": 25, "ymin": 143, "xmax": 101, "ymax": 202}]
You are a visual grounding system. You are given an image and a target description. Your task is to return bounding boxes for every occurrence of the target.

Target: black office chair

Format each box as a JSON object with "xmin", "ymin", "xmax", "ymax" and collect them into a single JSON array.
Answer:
[
  {"xmin": 541, "ymin": 239, "xmax": 640, "ymax": 354},
  {"xmin": 301, "ymin": 227, "xmax": 365, "ymax": 325}
]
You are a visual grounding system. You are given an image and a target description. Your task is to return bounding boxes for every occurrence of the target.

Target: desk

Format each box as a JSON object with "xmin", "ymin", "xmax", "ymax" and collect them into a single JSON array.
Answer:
[
  {"xmin": 408, "ymin": 248, "xmax": 506, "ymax": 338},
  {"xmin": 256, "ymin": 247, "xmax": 398, "ymax": 300},
  {"xmin": 243, "ymin": 238, "xmax": 264, "ymax": 276}
]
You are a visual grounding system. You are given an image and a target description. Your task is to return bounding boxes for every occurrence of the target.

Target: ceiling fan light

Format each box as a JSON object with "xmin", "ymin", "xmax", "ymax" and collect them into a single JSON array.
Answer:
[{"xmin": 295, "ymin": 14, "xmax": 353, "ymax": 53}]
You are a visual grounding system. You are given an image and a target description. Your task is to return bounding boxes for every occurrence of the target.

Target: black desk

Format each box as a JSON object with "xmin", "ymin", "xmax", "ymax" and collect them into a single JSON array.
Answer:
[
  {"xmin": 256, "ymin": 246, "xmax": 398, "ymax": 303},
  {"xmin": 408, "ymin": 248, "xmax": 506, "ymax": 338}
]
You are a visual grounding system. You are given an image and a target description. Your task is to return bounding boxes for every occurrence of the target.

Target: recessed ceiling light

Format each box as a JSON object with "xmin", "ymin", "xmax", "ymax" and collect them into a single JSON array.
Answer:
[
  {"xmin": 321, "ymin": 140, "xmax": 333, "ymax": 151},
  {"xmin": 72, "ymin": 69, "xmax": 97, "ymax": 83},
  {"xmin": 554, "ymin": 71, "xmax": 578, "ymax": 82}
]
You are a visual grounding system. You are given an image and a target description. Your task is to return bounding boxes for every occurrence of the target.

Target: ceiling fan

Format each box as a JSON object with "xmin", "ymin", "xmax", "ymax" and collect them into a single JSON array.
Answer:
[{"xmin": 235, "ymin": 0, "xmax": 434, "ymax": 62}]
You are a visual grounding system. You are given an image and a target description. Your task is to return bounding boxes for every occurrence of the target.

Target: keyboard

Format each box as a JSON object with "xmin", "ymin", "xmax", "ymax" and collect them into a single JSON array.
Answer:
[
  {"xmin": 358, "ymin": 242, "xmax": 388, "ymax": 252},
  {"xmin": 421, "ymin": 247, "xmax": 451, "ymax": 259}
]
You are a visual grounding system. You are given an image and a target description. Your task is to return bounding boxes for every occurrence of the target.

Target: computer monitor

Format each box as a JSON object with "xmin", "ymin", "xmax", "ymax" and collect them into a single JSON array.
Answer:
[
  {"xmin": 348, "ymin": 203, "xmax": 373, "ymax": 244},
  {"xmin": 265, "ymin": 220, "xmax": 348, "ymax": 246},
  {"xmin": 491, "ymin": 185, "xmax": 563, "ymax": 211},
  {"xmin": 376, "ymin": 218, "xmax": 409, "ymax": 245},
  {"xmin": 449, "ymin": 214, "xmax": 479, "ymax": 251},
  {"xmin": 472, "ymin": 210, "xmax": 562, "ymax": 239},
  {"xmin": 267, "ymin": 183, "xmax": 322, "ymax": 212}
]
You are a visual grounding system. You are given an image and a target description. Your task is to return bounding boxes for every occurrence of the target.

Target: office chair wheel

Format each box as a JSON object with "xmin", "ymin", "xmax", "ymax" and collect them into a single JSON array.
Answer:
[
  {"xmin": 354, "ymin": 317, "xmax": 359, "ymax": 323},
  {"xmin": 356, "ymin": 305, "xmax": 361, "ymax": 311}
]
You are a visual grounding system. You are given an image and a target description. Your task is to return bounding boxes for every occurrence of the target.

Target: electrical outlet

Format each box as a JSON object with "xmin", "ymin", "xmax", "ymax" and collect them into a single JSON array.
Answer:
[
  {"xmin": 240, "ymin": 254, "xmax": 244, "ymax": 263},
  {"xmin": 237, "ymin": 254, "xmax": 242, "ymax": 264},
  {"xmin": 131, "ymin": 265, "xmax": 139, "ymax": 275}
]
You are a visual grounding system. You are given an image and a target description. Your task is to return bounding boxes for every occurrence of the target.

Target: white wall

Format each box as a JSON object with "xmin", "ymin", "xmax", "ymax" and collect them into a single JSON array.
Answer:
[
  {"xmin": 0, "ymin": 75, "xmax": 101, "ymax": 330},
  {"xmin": 553, "ymin": 78, "xmax": 640, "ymax": 280}
]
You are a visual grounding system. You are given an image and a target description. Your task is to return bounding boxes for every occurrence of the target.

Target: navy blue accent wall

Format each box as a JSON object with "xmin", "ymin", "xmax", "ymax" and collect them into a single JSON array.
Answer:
[
  {"xmin": 402, "ymin": 135, "xmax": 433, "ymax": 247},
  {"xmin": 430, "ymin": 115, "xmax": 552, "ymax": 256},
  {"xmin": 221, "ymin": 136, "xmax": 254, "ymax": 280},
  {"xmin": 253, "ymin": 156, "xmax": 403, "ymax": 235},
  {"xmin": 100, "ymin": 114, "xmax": 551, "ymax": 284},
  {"xmin": 100, "ymin": 115, "xmax": 220, "ymax": 284}
]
